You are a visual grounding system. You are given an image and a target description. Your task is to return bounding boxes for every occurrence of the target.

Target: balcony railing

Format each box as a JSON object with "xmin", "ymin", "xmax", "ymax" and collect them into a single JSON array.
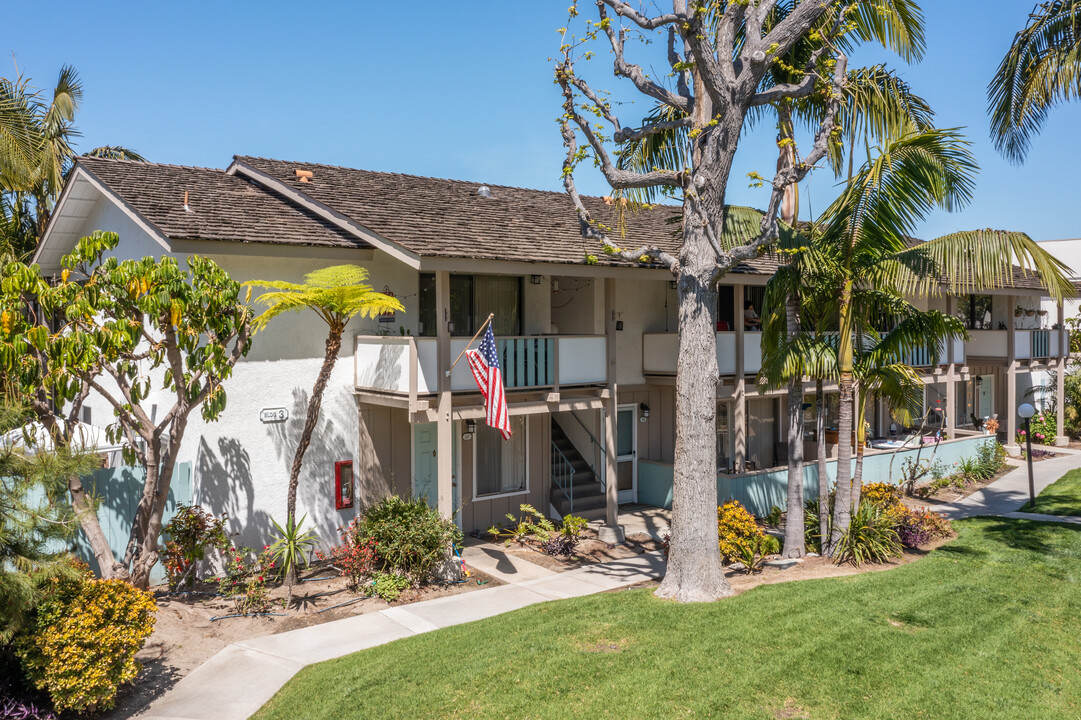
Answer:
[
  {"xmin": 642, "ymin": 332, "xmax": 762, "ymax": 375},
  {"xmin": 965, "ymin": 329, "xmax": 1067, "ymax": 360},
  {"xmin": 354, "ymin": 335, "xmax": 607, "ymax": 395}
]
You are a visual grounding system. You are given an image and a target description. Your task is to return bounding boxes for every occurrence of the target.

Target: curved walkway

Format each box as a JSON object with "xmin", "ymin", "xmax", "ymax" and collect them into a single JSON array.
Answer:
[
  {"xmin": 139, "ymin": 549, "xmax": 665, "ymax": 720},
  {"xmin": 937, "ymin": 447, "xmax": 1081, "ymax": 521}
]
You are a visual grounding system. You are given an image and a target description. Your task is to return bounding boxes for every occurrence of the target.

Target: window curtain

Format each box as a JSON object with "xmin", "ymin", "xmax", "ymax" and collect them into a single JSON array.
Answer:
[
  {"xmin": 474, "ymin": 276, "xmax": 521, "ymax": 336},
  {"xmin": 475, "ymin": 416, "xmax": 527, "ymax": 496}
]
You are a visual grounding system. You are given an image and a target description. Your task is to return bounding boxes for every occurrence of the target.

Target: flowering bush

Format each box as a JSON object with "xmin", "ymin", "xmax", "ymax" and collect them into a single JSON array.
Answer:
[
  {"xmin": 317, "ymin": 522, "xmax": 377, "ymax": 591},
  {"xmin": 717, "ymin": 501, "xmax": 765, "ymax": 565},
  {"xmin": 354, "ymin": 496, "xmax": 462, "ymax": 582},
  {"xmin": 218, "ymin": 546, "xmax": 274, "ymax": 615},
  {"xmin": 1023, "ymin": 411, "xmax": 1057, "ymax": 445},
  {"xmin": 15, "ymin": 572, "xmax": 156, "ymax": 713},
  {"xmin": 159, "ymin": 504, "xmax": 229, "ymax": 590},
  {"xmin": 895, "ymin": 508, "xmax": 952, "ymax": 549}
]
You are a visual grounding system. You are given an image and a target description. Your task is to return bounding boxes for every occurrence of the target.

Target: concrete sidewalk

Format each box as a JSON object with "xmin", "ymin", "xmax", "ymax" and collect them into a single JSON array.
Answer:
[
  {"xmin": 139, "ymin": 550, "xmax": 666, "ymax": 720},
  {"xmin": 938, "ymin": 447, "xmax": 1081, "ymax": 520}
]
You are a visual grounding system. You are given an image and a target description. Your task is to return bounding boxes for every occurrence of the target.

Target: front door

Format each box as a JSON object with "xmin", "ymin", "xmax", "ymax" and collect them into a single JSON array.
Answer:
[
  {"xmin": 412, "ymin": 422, "xmax": 461, "ymax": 526},
  {"xmin": 977, "ymin": 375, "xmax": 994, "ymax": 421},
  {"xmin": 616, "ymin": 405, "xmax": 637, "ymax": 503}
]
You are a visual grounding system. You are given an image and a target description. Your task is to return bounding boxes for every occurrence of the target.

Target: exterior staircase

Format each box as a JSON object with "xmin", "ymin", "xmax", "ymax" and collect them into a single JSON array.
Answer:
[{"xmin": 550, "ymin": 419, "xmax": 607, "ymax": 521}]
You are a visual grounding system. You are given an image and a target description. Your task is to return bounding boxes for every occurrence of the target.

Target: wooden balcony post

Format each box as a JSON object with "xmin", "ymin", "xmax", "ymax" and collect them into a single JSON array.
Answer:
[
  {"xmin": 435, "ymin": 270, "xmax": 454, "ymax": 518},
  {"xmin": 945, "ymin": 295, "xmax": 957, "ymax": 437},
  {"xmin": 1057, "ymin": 301, "xmax": 1067, "ymax": 445},
  {"xmin": 1006, "ymin": 295, "xmax": 1018, "ymax": 450},
  {"xmin": 600, "ymin": 277, "xmax": 624, "ymax": 543},
  {"xmin": 733, "ymin": 285, "xmax": 747, "ymax": 471}
]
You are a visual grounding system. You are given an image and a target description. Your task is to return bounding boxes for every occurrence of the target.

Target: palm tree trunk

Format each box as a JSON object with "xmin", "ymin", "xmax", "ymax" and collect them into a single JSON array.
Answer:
[
  {"xmin": 284, "ymin": 322, "xmax": 345, "ymax": 586},
  {"xmin": 851, "ymin": 388, "xmax": 866, "ymax": 511},
  {"xmin": 783, "ymin": 293, "xmax": 805, "ymax": 557},
  {"xmin": 831, "ymin": 279, "xmax": 856, "ymax": 552},
  {"xmin": 816, "ymin": 379, "xmax": 829, "ymax": 553}
]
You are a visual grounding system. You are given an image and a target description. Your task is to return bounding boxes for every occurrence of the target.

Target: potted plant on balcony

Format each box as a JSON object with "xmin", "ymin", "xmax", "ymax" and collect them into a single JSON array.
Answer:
[
  {"xmin": 1025, "ymin": 308, "xmax": 1036, "ymax": 317},
  {"xmin": 1015, "ymin": 305, "xmax": 1023, "ymax": 317}
]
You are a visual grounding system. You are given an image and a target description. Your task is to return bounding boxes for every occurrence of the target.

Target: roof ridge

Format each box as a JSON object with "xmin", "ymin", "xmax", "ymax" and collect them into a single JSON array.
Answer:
[
  {"xmin": 233, "ymin": 154, "xmax": 633, "ymax": 201},
  {"xmin": 77, "ymin": 156, "xmax": 226, "ymax": 174}
]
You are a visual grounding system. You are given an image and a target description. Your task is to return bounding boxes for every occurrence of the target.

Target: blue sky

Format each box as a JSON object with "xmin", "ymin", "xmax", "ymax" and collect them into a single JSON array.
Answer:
[{"xmin": 4, "ymin": 1, "xmax": 1079, "ymax": 241}]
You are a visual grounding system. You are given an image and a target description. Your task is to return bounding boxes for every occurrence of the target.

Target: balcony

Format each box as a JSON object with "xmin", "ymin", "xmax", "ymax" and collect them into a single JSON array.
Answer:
[
  {"xmin": 964, "ymin": 330, "xmax": 1068, "ymax": 360},
  {"xmin": 354, "ymin": 335, "xmax": 607, "ymax": 395},
  {"xmin": 642, "ymin": 332, "xmax": 762, "ymax": 375},
  {"xmin": 902, "ymin": 337, "xmax": 965, "ymax": 367}
]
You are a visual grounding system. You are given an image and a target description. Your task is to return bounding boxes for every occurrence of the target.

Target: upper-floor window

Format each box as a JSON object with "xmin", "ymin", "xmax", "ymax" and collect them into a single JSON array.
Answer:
[
  {"xmin": 956, "ymin": 294, "xmax": 993, "ymax": 330},
  {"xmin": 418, "ymin": 273, "xmax": 522, "ymax": 337}
]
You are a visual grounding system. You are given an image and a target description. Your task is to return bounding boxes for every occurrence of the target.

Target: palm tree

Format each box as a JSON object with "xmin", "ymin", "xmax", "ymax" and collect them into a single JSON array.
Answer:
[
  {"xmin": 817, "ymin": 129, "xmax": 1075, "ymax": 548},
  {"xmin": 0, "ymin": 65, "xmax": 144, "ymax": 257},
  {"xmin": 246, "ymin": 266, "xmax": 403, "ymax": 580},
  {"xmin": 988, "ymin": 1, "xmax": 1081, "ymax": 163}
]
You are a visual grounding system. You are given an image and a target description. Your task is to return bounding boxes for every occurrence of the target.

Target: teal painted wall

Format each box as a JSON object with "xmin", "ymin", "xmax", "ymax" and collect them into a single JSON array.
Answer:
[
  {"xmin": 637, "ymin": 436, "xmax": 994, "ymax": 517},
  {"xmin": 70, "ymin": 463, "xmax": 194, "ymax": 584}
]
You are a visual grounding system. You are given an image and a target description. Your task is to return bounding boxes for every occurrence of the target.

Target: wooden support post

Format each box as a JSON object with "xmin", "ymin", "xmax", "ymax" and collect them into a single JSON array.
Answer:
[
  {"xmin": 733, "ymin": 285, "xmax": 747, "ymax": 471},
  {"xmin": 1057, "ymin": 301, "xmax": 1067, "ymax": 446},
  {"xmin": 435, "ymin": 271, "xmax": 454, "ymax": 518},
  {"xmin": 599, "ymin": 277, "xmax": 624, "ymax": 543},
  {"xmin": 1006, "ymin": 298, "xmax": 1018, "ymax": 451}
]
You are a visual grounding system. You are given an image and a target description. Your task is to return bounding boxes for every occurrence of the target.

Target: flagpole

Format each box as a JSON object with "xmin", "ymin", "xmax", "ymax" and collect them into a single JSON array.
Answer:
[{"xmin": 447, "ymin": 313, "xmax": 495, "ymax": 374}]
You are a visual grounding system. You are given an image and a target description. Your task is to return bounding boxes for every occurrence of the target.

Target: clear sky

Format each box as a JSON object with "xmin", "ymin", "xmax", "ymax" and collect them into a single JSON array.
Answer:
[{"xmin": 4, "ymin": 1, "xmax": 1079, "ymax": 242}]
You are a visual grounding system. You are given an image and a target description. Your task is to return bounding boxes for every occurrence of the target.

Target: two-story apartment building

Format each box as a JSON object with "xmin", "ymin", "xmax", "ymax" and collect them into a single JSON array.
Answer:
[{"xmin": 34, "ymin": 156, "xmax": 1071, "ymax": 549}]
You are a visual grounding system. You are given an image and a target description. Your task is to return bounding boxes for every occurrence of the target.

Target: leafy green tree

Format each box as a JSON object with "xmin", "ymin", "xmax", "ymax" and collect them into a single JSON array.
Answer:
[
  {"xmin": 0, "ymin": 231, "xmax": 252, "ymax": 588},
  {"xmin": 246, "ymin": 266, "xmax": 402, "ymax": 583},
  {"xmin": 0, "ymin": 404, "xmax": 97, "ymax": 642},
  {"xmin": 988, "ymin": 1, "xmax": 1081, "ymax": 163},
  {"xmin": 814, "ymin": 130, "xmax": 1074, "ymax": 549}
]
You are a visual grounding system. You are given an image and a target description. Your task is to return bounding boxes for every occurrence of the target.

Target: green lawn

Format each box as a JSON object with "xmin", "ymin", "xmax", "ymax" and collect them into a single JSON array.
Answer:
[
  {"xmin": 1026, "ymin": 467, "xmax": 1081, "ymax": 515},
  {"xmin": 256, "ymin": 519, "xmax": 1081, "ymax": 720}
]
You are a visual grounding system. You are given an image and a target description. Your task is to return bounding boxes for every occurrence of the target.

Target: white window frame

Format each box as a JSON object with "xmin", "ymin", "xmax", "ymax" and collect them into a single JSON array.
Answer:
[{"xmin": 472, "ymin": 415, "xmax": 530, "ymax": 501}]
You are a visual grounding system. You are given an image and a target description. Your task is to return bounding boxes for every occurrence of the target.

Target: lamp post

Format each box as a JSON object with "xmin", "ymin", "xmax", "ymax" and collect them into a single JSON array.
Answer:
[{"xmin": 1018, "ymin": 402, "xmax": 1036, "ymax": 509}]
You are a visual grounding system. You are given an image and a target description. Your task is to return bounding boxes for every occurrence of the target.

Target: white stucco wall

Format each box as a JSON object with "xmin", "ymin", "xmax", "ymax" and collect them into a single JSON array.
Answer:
[{"xmin": 54, "ymin": 194, "xmax": 413, "ymax": 550}]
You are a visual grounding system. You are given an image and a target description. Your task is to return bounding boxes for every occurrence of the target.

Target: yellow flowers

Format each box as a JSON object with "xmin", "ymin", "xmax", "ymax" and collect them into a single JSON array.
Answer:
[{"xmin": 16, "ymin": 576, "xmax": 157, "ymax": 713}]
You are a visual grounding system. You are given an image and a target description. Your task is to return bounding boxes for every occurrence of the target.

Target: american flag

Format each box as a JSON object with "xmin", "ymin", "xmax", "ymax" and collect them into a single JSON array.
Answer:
[{"xmin": 466, "ymin": 324, "xmax": 512, "ymax": 439}]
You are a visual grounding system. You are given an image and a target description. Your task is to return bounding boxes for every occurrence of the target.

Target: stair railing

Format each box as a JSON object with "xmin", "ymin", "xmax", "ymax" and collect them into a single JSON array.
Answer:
[
  {"xmin": 551, "ymin": 442, "xmax": 576, "ymax": 512},
  {"xmin": 565, "ymin": 410, "xmax": 607, "ymax": 491}
]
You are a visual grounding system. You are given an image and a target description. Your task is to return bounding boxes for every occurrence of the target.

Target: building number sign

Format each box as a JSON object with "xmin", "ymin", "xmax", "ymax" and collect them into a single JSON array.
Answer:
[{"xmin": 260, "ymin": 408, "xmax": 289, "ymax": 423}]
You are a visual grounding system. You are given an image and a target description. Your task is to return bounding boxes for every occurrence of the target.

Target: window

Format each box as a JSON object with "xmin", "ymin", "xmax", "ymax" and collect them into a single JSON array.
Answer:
[
  {"xmin": 419, "ymin": 273, "xmax": 522, "ymax": 337},
  {"xmin": 717, "ymin": 401, "xmax": 732, "ymax": 472},
  {"xmin": 956, "ymin": 294, "xmax": 993, "ymax": 330},
  {"xmin": 474, "ymin": 416, "xmax": 528, "ymax": 498}
]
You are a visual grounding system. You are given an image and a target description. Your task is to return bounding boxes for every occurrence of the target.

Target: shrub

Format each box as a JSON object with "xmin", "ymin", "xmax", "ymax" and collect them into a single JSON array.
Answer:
[
  {"xmin": 368, "ymin": 571, "xmax": 410, "ymax": 602},
  {"xmin": 354, "ymin": 496, "xmax": 462, "ymax": 582},
  {"xmin": 317, "ymin": 521, "xmax": 377, "ymax": 591},
  {"xmin": 218, "ymin": 547, "xmax": 274, "ymax": 615},
  {"xmin": 832, "ymin": 504, "xmax": 902, "ymax": 567},
  {"xmin": 1027, "ymin": 411, "xmax": 1057, "ymax": 445},
  {"xmin": 159, "ymin": 504, "xmax": 229, "ymax": 590},
  {"xmin": 895, "ymin": 508, "xmax": 953, "ymax": 549},
  {"xmin": 717, "ymin": 501, "xmax": 765, "ymax": 565},
  {"xmin": 539, "ymin": 514, "xmax": 588, "ymax": 557},
  {"xmin": 804, "ymin": 500, "xmax": 825, "ymax": 554},
  {"xmin": 861, "ymin": 482, "xmax": 901, "ymax": 508},
  {"xmin": 268, "ymin": 514, "xmax": 317, "ymax": 582},
  {"xmin": 16, "ymin": 573, "xmax": 156, "ymax": 713}
]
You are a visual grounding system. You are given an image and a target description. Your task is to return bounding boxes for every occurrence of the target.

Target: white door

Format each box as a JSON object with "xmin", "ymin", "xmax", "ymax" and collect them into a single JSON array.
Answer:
[
  {"xmin": 978, "ymin": 375, "xmax": 994, "ymax": 421},
  {"xmin": 412, "ymin": 422, "xmax": 460, "ymax": 527},
  {"xmin": 616, "ymin": 405, "xmax": 637, "ymax": 503}
]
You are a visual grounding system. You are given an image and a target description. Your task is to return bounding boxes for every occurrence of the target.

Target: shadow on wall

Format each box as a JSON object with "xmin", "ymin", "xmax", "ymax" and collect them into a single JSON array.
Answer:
[
  {"xmin": 269, "ymin": 384, "xmax": 361, "ymax": 546},
  {"xmin": 197, "ymin": 436, "xmax": 276, "ymax": 552}
]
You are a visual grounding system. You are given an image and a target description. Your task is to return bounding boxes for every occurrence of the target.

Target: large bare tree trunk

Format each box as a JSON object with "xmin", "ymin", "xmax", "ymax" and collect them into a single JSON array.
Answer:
[
  {"xmin": 783, "ymin": 293, "xmax": 805, "ymax": 557},
  {"xmin": 655, "ymin": 257, "xmax": 730, "ymax": 601},
  {"xmin": 816, "ymin": 379, "xmax": 829, "ymax": 553}
]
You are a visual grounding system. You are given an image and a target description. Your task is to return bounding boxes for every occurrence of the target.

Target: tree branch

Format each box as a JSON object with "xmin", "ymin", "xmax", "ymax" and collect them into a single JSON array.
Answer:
[
  {"xmin": 596, "ymin": 3, "xmax": 692, "ymax": 114},
  {"xmin": 598, "ymin": 0, "xmax": 680, "ymax": 30}
]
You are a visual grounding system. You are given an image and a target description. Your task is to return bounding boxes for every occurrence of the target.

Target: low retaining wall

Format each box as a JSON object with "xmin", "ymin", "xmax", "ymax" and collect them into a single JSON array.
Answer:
[{"xmin": 637, "ymin": 435, "xmax": 994, "ymax": 517}]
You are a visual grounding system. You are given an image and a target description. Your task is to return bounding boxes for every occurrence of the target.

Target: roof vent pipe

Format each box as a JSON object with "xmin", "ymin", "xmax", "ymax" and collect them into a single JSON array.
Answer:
[
  {"xmin": 183, "ymin": 190, "xmax": 192, "ymax": 213},
  {"xmin": 477, "ymin": 186, "xmax": 492, "ymax": 198}
]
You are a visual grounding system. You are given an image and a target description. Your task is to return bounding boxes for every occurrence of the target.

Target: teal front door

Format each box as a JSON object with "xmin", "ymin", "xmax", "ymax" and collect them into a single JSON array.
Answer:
[{"xmin": 413, "ymin": 423, "xmax": 460, "ymax": 525}]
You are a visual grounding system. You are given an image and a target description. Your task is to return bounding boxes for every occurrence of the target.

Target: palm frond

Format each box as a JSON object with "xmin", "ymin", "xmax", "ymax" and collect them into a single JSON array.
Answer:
[{"xmin": 988, "ymin": 0, "xmax": 1081, "ymax": 163}]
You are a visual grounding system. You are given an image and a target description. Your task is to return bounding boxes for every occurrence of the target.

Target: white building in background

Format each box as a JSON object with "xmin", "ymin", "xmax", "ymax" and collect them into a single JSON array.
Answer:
[
  {"xmin": 1040, "ymin": 238, "xmax": 1081, "ymax": 321},
  {"xmin": 34, "ymin": 156, "xmax": 1073, "ymax": 559}
]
